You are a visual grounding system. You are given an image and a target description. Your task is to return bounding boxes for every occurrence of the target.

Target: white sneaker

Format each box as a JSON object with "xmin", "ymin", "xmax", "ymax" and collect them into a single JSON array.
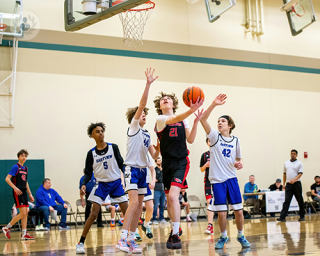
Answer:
[
  {"xmin": 160, "ymin": 219, "xmax": 168, "ymax": 224},
  {"xmin": 76, "ymin": 243, "xmax": 86, "ymax": 254},
  {"xmin": 43, "ymin": 227, "xmax": 50, "ymax": 231},
  {"xmin": 153, "ymin": 220, "xmax": 159, "ymax": 225},
  {"xmin": 35, "ymin": 225, "xmax": 42, "ymax": 231},
  {"xmin": 59, "ymin": 226, "xmax": 71, "ymax": 230}
]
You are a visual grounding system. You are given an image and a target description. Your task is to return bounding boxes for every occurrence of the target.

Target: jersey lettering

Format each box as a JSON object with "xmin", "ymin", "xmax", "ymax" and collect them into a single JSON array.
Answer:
[
  {"xmin": 103, "ymin": 162, "xmax": 108, "ymax": 170},
  {"xmin": 96, "ymin": 155, "xmax": 112, "ymax": 163},
  {"xmin": 169, "ymin": 128, "xmax": 178, "ymax": 137},
  {"xmin": 222, "ymin": 149, "xmax": 231, "ymax": 157}
]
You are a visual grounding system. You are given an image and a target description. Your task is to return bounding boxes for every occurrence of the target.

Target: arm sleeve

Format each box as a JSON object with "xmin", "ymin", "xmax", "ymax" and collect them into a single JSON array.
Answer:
[
  {"xmin": 128, "ymin": 118, "xmax": 140, "ymax": 136},
  {"xmin": 183, "ymin": 119, "xmax": 190, "ymax": 129},
  {"xmin": 183, "ymin": 192, "xmax": 188, "ymax": 202},
  {"xmin": 112, "ymin": 144, "xmax": 124, "ymax": 172},
  {"xmin": 54, "ymin": 190, "xmax": 65, "ymax": 205},
  {"xmin": 236, "ymin": 138, "xmax": 242, "ymax": 158},
  {"xmin": 82, "ymin": 150, "xmax": 94, "ymax": 187},
  {"xmin": 298, "ymin": 162, "xmax": 303, "ymax": 173},
  {"xmin": 156, "ymin": 115, "xmax": 168, "ymax": 132},
  {"xmin": 36, "ymin": 190, "xmax": 51, "ymax": 207},
  {"xmin": 207, "ymin": 128, "xmax": 219, "ymax": 146},
  {"xmin": 200, "ymin": 153, "xmax": 205, "ymax": 167},
  {"xmin": 9, "ymin": 165, "xmax": 18, "ymax": 176}
]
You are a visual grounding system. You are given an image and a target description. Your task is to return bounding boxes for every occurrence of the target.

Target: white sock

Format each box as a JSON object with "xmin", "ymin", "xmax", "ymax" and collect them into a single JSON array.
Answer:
[
  {"xmin": 172, "ymin": 222, "xmax": 180, "ymax": 235},
  {"xmin": 144, "ymin": 221, "xmax": 149, "ymax": 228},
  {"xmin": 111, "ymin": 218, "xmax": 115, "ymax": 221},
  {"xmin": 237, "ymin": 230, "xmax": 243, "ymax": 237},
  {"xmin": 186, "ymin": 214, "xmax": 190, "ymax": 217},
  {"xmin": 135, "ymin": 228, "xmax": 139, "ymax": 234},
  {"xmin": 128, "ymin": 231, "xmax": 135, "ymax": 241},
  {"xmin": 120, "ymin": 229, "xmax": 128, "ymax": 239},
  {"xmin": 22, "ymin": 229, "xmax": 27, "ymax": 235},
  {"xmin": 7, "ymin": 223, "xmax": 12, "ymax": 228},
  {"xmin": 221, "ymin": 230, "xmax": 227, "ymax": 237}
]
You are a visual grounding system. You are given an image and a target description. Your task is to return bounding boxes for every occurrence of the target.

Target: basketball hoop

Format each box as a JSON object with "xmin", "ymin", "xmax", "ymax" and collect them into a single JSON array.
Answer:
[
  {"xmin": 186, "ymin": 0, "xmax": 200, "ymax": 4},
  {"xmin": 119, "ymin": 1, "xmax": 155, "ymax": 48},
  {"xmin": 291, "ymin": 2, "xmax": 305, "ymax": 17},
  {"xmin": 0, "ymin": 24, "xmax": 8, "ymax": 45}
]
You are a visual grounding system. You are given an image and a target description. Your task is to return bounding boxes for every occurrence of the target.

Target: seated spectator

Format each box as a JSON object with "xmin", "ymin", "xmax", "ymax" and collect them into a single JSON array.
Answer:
[
  {"xmin": 79, "ymin": 169, "xmax": 103, "ymax": 227},
  {"xmin": 36, "ymin": 178, "xmax": 70, "ymax": 230},
  {"xmin": 269, "ymin": 179, "xmax": 284, "ymax": 191},
  {"xmin": 12, "ymin": 202, "xmax": 45, "ymax": 231},
  {"xmin": 101, "ymin": 195, "xmax": 119, "ymax": 227},
  {"xmin": 311, "ymin": 175, "xmax": 320, "ymax": 210},
  {"xmin": 267, "ymin": 179, "xmax": 284, "ymax": 217},
  {"xmin": 179, "ymin": 189, "xmax": 192, "ymax": 222},
  {"xmin": 243, "ymin": 175, "xmax": 265, "ymax": 214}
]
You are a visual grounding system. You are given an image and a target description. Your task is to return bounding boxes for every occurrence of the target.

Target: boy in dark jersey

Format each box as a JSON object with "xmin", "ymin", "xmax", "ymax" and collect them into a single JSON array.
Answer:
[
  {"xmin": 200, "ymin": 138, "xmax": 214, "ymax": 235},
  {"xmin": 2, "ymin": 149, "xmax": 35, "ymax": 240},
  {"xmin": 154, "ymin": 92, "xmax": 204, "ymax": 249}
]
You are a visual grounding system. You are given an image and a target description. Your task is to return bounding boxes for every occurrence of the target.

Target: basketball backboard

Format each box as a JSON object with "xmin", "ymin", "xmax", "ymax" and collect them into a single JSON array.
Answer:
[
  {"xmin": 64, "ymin": 0, "xmax": 149, "ymax": 32},
  {"xmin": 0, "ymin": 0, "xmax": 23, "ymax": 38},
  {"xmin": 205, "ymin": 0, "xmax": 236, "ymax": 23},
  {"xmin": 281, "ymin": 0, "xmax": 316, "ymax": 36}
]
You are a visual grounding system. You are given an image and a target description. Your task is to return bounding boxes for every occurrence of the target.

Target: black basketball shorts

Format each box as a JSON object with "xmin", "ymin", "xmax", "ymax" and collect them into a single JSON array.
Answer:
[
  {"xmin": 204, "ymin": 182, "xmax": 213, "ymax": 200},
  {"xmin": 13, "ymin": 189, "xmax": 29, "ymax": 208},
  {"xmin": 162, "ymin": 157, "xmax": 190, "ymax": 194}
]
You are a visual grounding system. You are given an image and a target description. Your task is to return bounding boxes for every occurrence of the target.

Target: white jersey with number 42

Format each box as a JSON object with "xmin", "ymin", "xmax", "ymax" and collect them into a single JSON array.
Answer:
[{"xmin": 207, "ymin": 128, "xmax": 241, "ymax": 184}]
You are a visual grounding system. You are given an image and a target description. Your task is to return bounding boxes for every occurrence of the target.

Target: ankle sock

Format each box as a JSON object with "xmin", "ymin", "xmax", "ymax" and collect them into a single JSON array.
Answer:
[
  {"xmin": 22, "ymin": 229, "xmax": 27, "ymax": 235},
  {"xmin": 172, "ymin": 222, "xmax": 180, "ymax": 235},
  {"xmin": 7, "ymin": 223, "xmax": 12, "ymax": 228},
  {"xmin": 237, "ymin": 230, "xmax": 243, "ymax": 237},
  {"xmin": 221, "ymin": 230, "xmax": 227, "ymax": 238},
  {"xmin": 120, "ymin": 229, "xmax": 128, "ymax": 239},
  {"xmin": 80, "ymin": 236, "xmax": 86, "ymax": 244},
  {"xmin": 128, "ymin": 231, "xmax": 135, "ymax": 241},
  {"xmin": 144, "ymin": 221, "xmax": 149, "ymax": 228}
]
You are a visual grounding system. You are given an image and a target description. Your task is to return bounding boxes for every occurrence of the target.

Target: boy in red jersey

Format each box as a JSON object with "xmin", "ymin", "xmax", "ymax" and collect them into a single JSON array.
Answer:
[{"xmin": 2, "ymin": 149, "xmax": 35, "ymax": 240}]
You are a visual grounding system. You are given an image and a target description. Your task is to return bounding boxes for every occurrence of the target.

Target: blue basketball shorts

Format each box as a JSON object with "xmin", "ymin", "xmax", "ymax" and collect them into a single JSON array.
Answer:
[
  {"xmin": 124, "ymin": 165, "xmax": 147, "ymax": 195},
  {"xmin": 208, "ymin": 177, "xmax": 243, "ymax": 212},
  {"xmin": 88, "ymin": 178, "xmax": 127, "ymax": 205},
  {"xmin": 144, "ymin": 186, "xmax": 153, "ymax": 202}
]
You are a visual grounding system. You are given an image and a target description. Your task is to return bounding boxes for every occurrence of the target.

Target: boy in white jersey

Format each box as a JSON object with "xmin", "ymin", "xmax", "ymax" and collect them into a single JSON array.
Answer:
[
  {"xmin": 117, "ymin": 68, "xmax": 160, "ymax": 253},
  {"xmin": 200, "ymin": 94, "xmax": 250, "ymax": 250},
  {"xmin": 76, "ymin": 122, "xmax": 128, "ymax": 254},
  {"xmin": 154, "ymin": 92, "xmax": 204, "ymax": 250}
]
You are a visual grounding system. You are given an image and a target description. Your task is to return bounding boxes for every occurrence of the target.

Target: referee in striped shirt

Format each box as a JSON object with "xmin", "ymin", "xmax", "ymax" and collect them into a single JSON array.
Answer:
[{"xmin": 277, "ymin": 149, "xmax": 305, "ymax": 222}]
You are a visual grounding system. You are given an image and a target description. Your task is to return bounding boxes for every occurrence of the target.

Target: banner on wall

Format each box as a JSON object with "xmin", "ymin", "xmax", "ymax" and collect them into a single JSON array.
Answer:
[{"xmin": 265, "ymin": 191, "xmax": 299, "ymax": 213}]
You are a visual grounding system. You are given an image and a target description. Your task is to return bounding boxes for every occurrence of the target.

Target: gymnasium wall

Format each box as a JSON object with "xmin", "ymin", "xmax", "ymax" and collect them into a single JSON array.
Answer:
[{"xmin": 0, "ymin": 0, "xmax": 320, "ymax": 212}]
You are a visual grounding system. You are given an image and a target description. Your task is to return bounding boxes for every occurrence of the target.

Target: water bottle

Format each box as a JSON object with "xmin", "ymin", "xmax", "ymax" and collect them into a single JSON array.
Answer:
[
  {"xmin": 308, "ymin": 207, "xmax": 311, "ymax": 214},
  {"xmin": 254, "ymin": 185, "xmax": 257, "ymax": 193}
]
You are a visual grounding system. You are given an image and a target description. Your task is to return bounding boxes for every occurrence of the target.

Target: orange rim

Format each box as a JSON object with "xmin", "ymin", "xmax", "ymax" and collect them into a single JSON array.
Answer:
[
  {"xmin": 0, "ymin": 24, "xmax": 8, "ymax": 30},
  {"xmin": 113, "ymin": 0, "xmax": 155, "ymax": 12},
  {"xmin": 291, "ymin": 3, "xmax": 305, "ymax": 17}
]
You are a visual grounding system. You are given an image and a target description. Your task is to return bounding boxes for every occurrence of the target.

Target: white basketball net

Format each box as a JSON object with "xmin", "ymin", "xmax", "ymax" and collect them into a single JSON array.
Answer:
[
  {"xmin": 119, "ymin": 1, "xmax": 155, "ymax": 48},
  {"xmin": 0, "ymin": 24, "xmax": 7, "ymax": 45},
  {"xmin": 186, "ymin": 0, "xmax": 200, "ymax": 4}
]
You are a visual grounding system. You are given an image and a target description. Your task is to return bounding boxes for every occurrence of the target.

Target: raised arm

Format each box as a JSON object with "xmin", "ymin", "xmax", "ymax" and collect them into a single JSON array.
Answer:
[
  {"xmin": 200, "ymin": 94, "xmax": 227, "ymax": 134},
  {"xmin": 166, "ymin": 98, "xmax": 204, "ymax": 125},
  {"xmin": 186, "ymin": 109, "xmax": 205, "ymax": 144},
  {"xmin": 134, "ymin": 68, "xmax": 158, "ymax": 121}
]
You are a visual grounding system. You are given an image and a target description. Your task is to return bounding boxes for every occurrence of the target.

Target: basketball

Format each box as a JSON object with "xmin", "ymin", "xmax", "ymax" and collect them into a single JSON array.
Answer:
[{"xmin": 182, "ymin": 86, "xmax": 205, "ymax": 107}]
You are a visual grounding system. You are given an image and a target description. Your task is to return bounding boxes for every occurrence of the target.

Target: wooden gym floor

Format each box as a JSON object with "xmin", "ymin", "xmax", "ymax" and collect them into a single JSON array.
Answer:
[{"xmin": 1, "ymin": 215, "xmax": 320, "ymax": 255}]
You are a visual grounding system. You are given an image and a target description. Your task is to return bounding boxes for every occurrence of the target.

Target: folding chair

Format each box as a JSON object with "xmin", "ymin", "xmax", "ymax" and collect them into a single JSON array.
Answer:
[
  {"xmin": 75, "ymin": 199, "xmax": 86, "ymax": 225},
  {"xmin": 305, "ymin": 191, "xmax": 318, "ymax": 213},
  {"xmin": 64, "ymin": 200, "xmax": 78, "ymax": 228},
  {"xmin": 187, "ymin": 195, "xmax": 207, "ymax": 219}
]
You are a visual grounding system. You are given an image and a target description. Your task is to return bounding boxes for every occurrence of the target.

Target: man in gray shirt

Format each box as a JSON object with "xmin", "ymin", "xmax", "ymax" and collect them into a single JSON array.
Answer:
[{"xmin": 277, "ymin": 149, "xmax": 305, "ymax": 222}]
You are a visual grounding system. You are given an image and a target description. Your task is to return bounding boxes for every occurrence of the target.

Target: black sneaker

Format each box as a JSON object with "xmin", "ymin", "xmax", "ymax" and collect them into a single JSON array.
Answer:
[
  {"xmin": 97, "ymin": 223, "xmax": 104, "ymax": 228},
  {"xmin": 171, "ymin": 234, "xmax": 182, "ymax": 250},
  {"xmin": 276, "ymin": 218, "xmax": 286, "ymax": 222},
  {"xmin": 166, "ymin": 234, "xmax": 172, "ymax": 249},
  {"xmin": 298, "ymin": 217, "xmax": 305, "ymax": 222}
]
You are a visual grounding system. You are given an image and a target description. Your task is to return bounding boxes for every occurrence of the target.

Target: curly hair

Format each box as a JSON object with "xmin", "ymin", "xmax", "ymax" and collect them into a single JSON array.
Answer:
[
  {"xmin": 153, "ymin": 92, "xmax": 179, "ymax": 115},
  {"xmin": 87, "ymin": 122, "xmax": 106, "ymax": 137},
  {"xmin": 126, "ymin": 107, "xmax": 149, "ymax": 124},
  {"xmin": 17, "ymin": 149, "xmax": 29, "ymax": 158}
]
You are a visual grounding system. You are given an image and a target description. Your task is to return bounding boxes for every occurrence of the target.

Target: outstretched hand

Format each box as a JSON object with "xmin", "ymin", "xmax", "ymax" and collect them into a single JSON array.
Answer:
[
  {"xmin": 145, "ymin": 67, "xmax": 159, "ymax": 84},
  {"xmin": 213, "ymin": 94, "xmax": 227, "ymax": 106},
  {"xmin": 190, "ymin": 97, "xmax": 204, "ymax": 113},
  {"xmin": 194, "ymin": 109, "xmax": 205, "ymax": 122},
  {"xmin": 234, "ymin": 161, "xmax": 243, "ymax": 170}
]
